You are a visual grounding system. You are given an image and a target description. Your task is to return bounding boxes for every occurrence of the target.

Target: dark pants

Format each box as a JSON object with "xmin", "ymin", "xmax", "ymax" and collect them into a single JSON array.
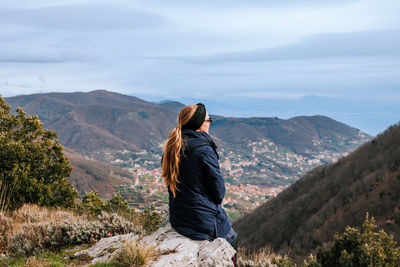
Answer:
[
  {"xmin": 227, "ymin": 228, "xmax": 238, "ymax": 266},
  {"xmin": 225, "ymin": 227, "xmax": 237, "ymax": 245}
]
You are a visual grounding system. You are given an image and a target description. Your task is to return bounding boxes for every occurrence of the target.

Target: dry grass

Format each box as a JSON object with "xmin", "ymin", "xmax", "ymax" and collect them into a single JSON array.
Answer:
[
  {"xmin": 0, "ymin": 204, "xmax": 88, "ymax": 255},
  {"xmin": 237, "ymin": 245, "xmax": 276, "ymax": 267},
  {"xmin": 1, "ymin": 204, "xmax": 86, "ymax": 237},
  {"xmin": 0, "ymin": 211, "xmax": 13, "ymax": 236},
  {"xmin": 113, "ymin": 240, "xmax": 156, "ymax": 266},
  {"xmin": 155, "ymin": 247, "xmax": 178, "ymax": 257},
  {"xmin": 1, "ymin": 204, "xmax": 142, "ymax": 256},
  {"xmin": 13, "ymin": 204, "xmax": 85, "ymax": 224}
]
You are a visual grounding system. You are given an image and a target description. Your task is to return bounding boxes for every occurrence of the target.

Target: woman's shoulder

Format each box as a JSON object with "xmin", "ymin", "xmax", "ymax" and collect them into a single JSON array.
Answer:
[
  {"xmin": 182, "ymin": 129, "xmax": 219, "ymax": 159},
  {"xmin": 183, "ymin": 130, "xmax": 213, "ymax": 149}
]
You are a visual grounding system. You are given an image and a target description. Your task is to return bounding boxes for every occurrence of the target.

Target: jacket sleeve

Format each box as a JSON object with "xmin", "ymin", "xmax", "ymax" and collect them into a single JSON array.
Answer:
[{"xmin": 201, "ymin": 146, "xmax": 226, "ymax": 204}]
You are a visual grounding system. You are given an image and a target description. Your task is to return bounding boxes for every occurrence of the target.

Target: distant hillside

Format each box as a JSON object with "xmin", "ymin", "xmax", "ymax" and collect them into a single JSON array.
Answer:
[
  {"xmin": 7, "ymin": 91, "xmax": 369, "ymax": 150},
  {"xmin": 211, "ymin": 115, "xmax": 367, "ymax": 155},
  {"xmin": 6, "ymin": 90, "xmax": 177, "ymax": 155},
  {"xmin": 64, "ymin": 148, "xmax": 136, "ymax": 199},
  {"xmin": 157, "ymin": 100, "xmax": 185, "ymax": 113},
  {"xmin": 6, "ymin": 90, "xmax": 370, "ymax": 159},
  {"xmin": 6, "ymin": 91, "xmax": 372, "ymax": 213},
  {"xmin": 233, "ymin": 123, "xmax": 400, "ymax": 261}
]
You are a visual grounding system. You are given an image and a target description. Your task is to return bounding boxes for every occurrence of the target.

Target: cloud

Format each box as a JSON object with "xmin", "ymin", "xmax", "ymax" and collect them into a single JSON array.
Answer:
[
  {"xmin": 0, "ymin": 4, "xmax": 168, "ymax": 31},
  {"xmin": 0, "ymin": 3, "xmax": 169, "ymax": 63},
  {"xmin": 0, "ymin": 56, "xmax": 64, "ymax": 64},
  {"xmin": 179, "ymin": 31, "xmax": 400, "ymax": 64},
  {"xmin": 0, "ymin": 0, "xmax": 398, "ymax": 136},
  {"xmin": 0, "ymin": 36, "xmax": 97, "ymax": 63},
  {"xmin": 135, "ymin": 0, "xmax": 359, "ymax": 9}
]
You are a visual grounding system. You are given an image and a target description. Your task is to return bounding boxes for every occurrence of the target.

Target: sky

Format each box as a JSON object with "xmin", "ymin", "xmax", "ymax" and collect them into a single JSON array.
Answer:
[{"xmin": 0, "ymin": 0, "xmax": 399, "ymax": 135}]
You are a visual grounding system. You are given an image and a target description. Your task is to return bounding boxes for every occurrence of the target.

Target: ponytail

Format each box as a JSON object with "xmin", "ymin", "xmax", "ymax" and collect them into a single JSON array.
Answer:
[{"xmin": 162, "ymin": 105, "xmax": 197, "ymax": 197}]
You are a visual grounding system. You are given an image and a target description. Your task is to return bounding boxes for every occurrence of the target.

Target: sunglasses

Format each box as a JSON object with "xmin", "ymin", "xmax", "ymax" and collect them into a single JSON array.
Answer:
[{"xmin": 204, "ymin": 117, "xmax": 213, "ymax": 124}]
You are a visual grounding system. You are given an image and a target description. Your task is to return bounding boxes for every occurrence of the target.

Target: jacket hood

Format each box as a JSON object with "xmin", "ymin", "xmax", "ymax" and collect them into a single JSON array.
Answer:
[{"xmin": 182, "ymin": 129, "xmax": 218, "ymax": 155}]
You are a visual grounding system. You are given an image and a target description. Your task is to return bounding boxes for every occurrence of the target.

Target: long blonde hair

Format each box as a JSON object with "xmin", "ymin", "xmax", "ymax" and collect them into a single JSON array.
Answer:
[{"xmin": 162, "ymin": 104, "xmax": 198, "ymax": 197}]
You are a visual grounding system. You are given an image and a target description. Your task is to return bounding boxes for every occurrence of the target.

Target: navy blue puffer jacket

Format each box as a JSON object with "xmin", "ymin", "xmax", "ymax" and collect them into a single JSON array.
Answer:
[{"xmin": 168, "ymin": 129, "xmax": 236, "ymax": 243}]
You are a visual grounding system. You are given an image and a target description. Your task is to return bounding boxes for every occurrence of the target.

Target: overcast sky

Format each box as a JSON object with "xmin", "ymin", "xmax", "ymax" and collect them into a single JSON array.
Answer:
[{"xmin": 0, "ymin": 0, "xmax": 399, "ymax": 135}]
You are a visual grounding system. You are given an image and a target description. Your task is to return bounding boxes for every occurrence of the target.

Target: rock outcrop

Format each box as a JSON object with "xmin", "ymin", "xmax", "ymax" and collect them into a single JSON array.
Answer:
[{"xmin": 72, "ymin": 224, "xmax": 236, "ymax": 266}]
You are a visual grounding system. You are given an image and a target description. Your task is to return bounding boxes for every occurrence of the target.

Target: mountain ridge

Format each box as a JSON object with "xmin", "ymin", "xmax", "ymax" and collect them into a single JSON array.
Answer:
[
  {"xmin": 5, "ymin": 90, "xmax": 369, "ymax": 156},
  {"xmin": 5, "ymin": 90, "xmax": 372, "ymax": 207},
  {"xmin": 233, "ymin": 123, "xmax": 400, "ymax": 262}
]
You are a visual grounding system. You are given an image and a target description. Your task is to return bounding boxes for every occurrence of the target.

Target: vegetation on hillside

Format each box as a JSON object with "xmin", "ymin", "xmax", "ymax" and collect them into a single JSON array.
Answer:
[
  {"xmin": 0, "ymin": 204, "xmax": 143, "ymax": 256},
  {"xmin": 64, "ymin": 148, "xmax": 135, "ymax": 199},
  {"xmin": 234, "ymin": 123, "xmax": 400, "ymax": 261},
  {"xmin": 237, "ymin": 214, "xmax": 400, "ymax": 266},
  {"xmin": 317, "ymin": 213, "xmax": 400, "ymax": 266},
  {"xmin": 0, "ymin": 96, "xmax": 78, "ymax": 210},
  {"xmin": 77, "ymin": 190, "xmax": 162, "ymax": 234},
  {"xmin": 0, "ymin": 191, "xmax": 161, "ymax": 255}
]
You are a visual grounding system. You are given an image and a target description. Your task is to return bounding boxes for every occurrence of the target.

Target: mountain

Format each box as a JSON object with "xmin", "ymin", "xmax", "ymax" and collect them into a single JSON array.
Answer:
[
  {"xmin": 63, "ymin": 147, "xmax": 136, "ymax": 199},
  {"xmin": 211, "ymin": 115, "xmax": 367, "ymax": 155},
  {"xmin": 233, "ymin": 123, "xmax": 400, "ymax": 262},
  {"xmin": 5, "ymin": 90, "xmax": 370, "ymax": 159},
  {"xmin": 5, "ymin": 91, "xmax": 372, "ymax": 213},
  {"xmin": 156, "ymin": 100, "xmax": 185, "ymax": 113},
  {"xmin": 5, "ymin": 90, "xmax": 177, "ymax": 155}
]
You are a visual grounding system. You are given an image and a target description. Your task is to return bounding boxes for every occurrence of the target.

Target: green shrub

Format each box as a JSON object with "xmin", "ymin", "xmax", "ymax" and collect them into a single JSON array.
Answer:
[
  {"xmin": 140, "ymin": 205, "xmax": 162, "ymax": 234},
  {"xmin": 0, "ymin": 97, "xmax": 78, "ymax": 211},
  {"xmin": 3, "ymin": 198, "xmax": 163, "ymax": 256},
  {"xmin": 317, "ymin": 213, "xmax": 400, "ymax": 266},
  {"xmin": 272, "ymin": 255, "xmax": 296, "ymax": 267},
  {"xmin": 301, "ymin": 254, "xmax": 321, "ymax": 267},
  {"xmin": 78, "ymin": 191, "xmax": 162, "ymax": 234},
  {"xmin": 105, "ymin": 192, "xmax": 130, "ymax": 215},
  {"xmin": 78, "ymin": 190, "xmax": 105, "ymax": 217},
  {"xmin": 7, "ymin": 212, "xmax": 143, "ymax": 255}
]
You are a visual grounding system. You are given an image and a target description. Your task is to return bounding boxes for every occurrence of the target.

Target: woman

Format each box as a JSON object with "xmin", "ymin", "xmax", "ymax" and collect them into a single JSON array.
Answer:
[{"xmin": 162, "ymin": 103, "xmax": 237, "ymax": 245}]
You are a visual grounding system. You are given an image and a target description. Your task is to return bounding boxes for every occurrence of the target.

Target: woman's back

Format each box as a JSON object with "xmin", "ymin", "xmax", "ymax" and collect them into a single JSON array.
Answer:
[
  {"xmin": 162, "ymin": 104, "xmax": 236, "ymax": 244},
  {"xmin": 169, "ymin": 129, "xmax": 231, "ymax": 241}
]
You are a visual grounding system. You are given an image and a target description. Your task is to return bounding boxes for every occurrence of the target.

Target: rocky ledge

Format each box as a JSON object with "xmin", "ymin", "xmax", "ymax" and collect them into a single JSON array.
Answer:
[{"xmin": 71, "ymin": 224, "xmax": 236, "ymax": 266}]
